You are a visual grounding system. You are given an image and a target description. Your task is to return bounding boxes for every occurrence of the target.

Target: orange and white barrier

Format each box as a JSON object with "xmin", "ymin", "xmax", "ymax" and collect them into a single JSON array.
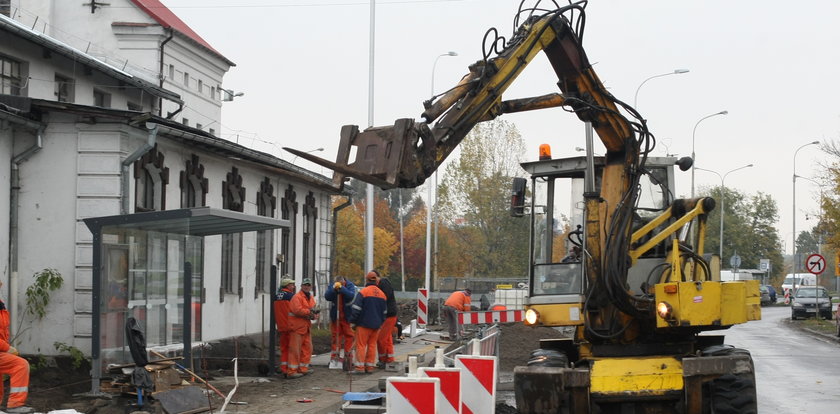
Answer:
[
  {"xmin": 386, "ymin": 377, "xmax": 439, "ymax": 414},
  {"xmin": 458, "ymin": 310, "xmax": 524, "ymax": 325},
  {"xmin": 455, "ymin": 354, "xmax": 497, "ymax": 414},
  {"xmin": 419, "ymin": 365, "xmax": 461, "ymax": 414},
  {"xmin": 417, "ymin": 288, "xmax": 428, "ymax": 327}
]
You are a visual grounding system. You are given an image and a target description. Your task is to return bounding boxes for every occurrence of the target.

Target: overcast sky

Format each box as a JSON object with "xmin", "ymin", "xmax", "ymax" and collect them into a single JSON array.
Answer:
[{"xmin": 161, "ymin": 0, "xmax": 840, "ymax": 256}]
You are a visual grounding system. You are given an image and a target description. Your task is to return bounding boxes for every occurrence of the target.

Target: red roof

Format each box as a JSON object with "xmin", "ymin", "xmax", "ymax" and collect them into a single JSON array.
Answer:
[{"xmin": 130, "ymin": 0, "xmax": 230, "ymax": 63}]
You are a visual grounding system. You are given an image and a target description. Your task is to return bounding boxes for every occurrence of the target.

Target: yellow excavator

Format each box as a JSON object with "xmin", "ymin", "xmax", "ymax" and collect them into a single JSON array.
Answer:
[{"xmin": 288, "ymin": 1, "xmax": 760, "ymax": 412}]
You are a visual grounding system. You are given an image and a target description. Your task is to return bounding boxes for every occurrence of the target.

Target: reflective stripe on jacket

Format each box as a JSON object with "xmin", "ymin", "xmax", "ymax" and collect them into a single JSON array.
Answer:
[{"xmin": 349, "ymin": 284, "xmax": 387, "ymax": 330}]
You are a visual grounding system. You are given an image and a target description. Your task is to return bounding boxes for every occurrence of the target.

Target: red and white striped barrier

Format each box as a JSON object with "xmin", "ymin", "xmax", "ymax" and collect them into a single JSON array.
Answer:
[
  {"xmin": 418, "ymin": 367, "xmax": 461, "ymax": 414},
  {"xmin": 458, "ymin": 310, "xmax": 524, "ymax": 325},
  {"xmin": 386, "ymin": 376, "xmax": 439, "ymax": 414},
  {"xmin": 417, "ymin": 288, "xmax": 428, "ymax": 327},
  {"xmin": 456, "ymin": 354, "xmax": 497, "ymax": 414}
]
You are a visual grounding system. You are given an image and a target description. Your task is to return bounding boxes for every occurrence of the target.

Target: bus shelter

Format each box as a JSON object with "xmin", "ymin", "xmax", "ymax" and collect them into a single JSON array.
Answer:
[{"xmin": 83, "ymin": 207, "xmax": 288, "ymax": 395}]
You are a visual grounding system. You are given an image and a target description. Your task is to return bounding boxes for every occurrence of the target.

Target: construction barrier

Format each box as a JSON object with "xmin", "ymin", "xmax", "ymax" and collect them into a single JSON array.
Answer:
[
  {"xmin": 419, "ymin": 367, "xmax": 461, "ymax": 414},
  {"xmin": 455, "ymin": 354, "xmax": 498, "ymax": 414},
  {"xmin": 386, "ymin": 376, "xmax": 439, "ymax": 414},
  {"xmin": 417, "ymin": 288, "xmax": 428, "ymax": 327},
  {"xmin": 458, "ymin": 309, "xmax": 524, "ymax": 325}
]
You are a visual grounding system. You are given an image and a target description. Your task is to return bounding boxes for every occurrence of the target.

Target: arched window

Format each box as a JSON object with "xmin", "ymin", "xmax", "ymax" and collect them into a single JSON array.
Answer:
[
  {"xmin": 133, "ymin": 144, "xmax": 169, "ymax": 212},
  {"xmin": 220, "ymin": 166, "xmax": 245, "ymax": 301},
  {"xmin": 302, "ymin": 192, "xmax": 317, "ymax": 281},
  {"xmin": 280, "ymin": 185, "xmax": 297, "ymax": 278},
  {"xmin": 255, "ymin": 177, "xmax": 276, "ymax": 295},
  {"xmin": 180, "ymin": 154, "xmax": 208, "ymax": 208}
]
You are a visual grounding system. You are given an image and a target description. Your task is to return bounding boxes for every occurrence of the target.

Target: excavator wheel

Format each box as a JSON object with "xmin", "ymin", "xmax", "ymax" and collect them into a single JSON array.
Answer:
[{"xmin": 710, "ymin": 373, "xmax": 757, "ymax": 414}]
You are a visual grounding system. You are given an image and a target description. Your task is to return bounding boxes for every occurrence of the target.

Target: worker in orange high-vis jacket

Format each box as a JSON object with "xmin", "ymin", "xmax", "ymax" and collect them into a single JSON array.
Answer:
[
  {"xmin": 273, "ymin": 277, "xmax": 296, "ymax": 376},
  {"xmin": 0, "ymin": 279, "xmax": 33, "ymax": 413},
  {"xmin": 348, "ymin": 272, "xmax": 387, "ymax": 374},
  {"xmin": 371, "ymin": 270, "xmax": 398, "ymax": 366},
  {"xmin": 443, "ymin": 288, "xmax": 472, "ymax": 339},
  {"xmin": 288, "ymin": 278, "xmax": 318, "ymax": 379}
]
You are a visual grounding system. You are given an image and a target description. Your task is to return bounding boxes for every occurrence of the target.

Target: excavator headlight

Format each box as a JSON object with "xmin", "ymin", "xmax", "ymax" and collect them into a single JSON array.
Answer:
[
  {"xmin": 524, "ymin": 308, "xmax": 540, "ymax": 326},
  {"xmin": 656, "ymin": 301, "xmax": 674, "ymax": 321}
]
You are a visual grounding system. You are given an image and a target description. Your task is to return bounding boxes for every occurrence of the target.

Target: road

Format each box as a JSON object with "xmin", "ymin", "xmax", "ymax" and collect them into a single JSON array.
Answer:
[{"xmin": 720, "ymin": 305, "xmax": 840, "ymax": 413}]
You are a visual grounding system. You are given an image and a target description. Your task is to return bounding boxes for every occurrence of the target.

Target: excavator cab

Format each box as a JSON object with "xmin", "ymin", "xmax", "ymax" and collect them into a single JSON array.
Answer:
[{"xmin": 517, "ymin": 153, "xmax": 681, "ymax": 327}]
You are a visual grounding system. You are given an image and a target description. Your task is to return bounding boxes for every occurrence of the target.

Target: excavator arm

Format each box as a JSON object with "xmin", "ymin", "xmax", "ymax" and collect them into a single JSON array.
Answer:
[{"xmin": 286, "ymin": 2, "xmax": 640, "ymax": 190}]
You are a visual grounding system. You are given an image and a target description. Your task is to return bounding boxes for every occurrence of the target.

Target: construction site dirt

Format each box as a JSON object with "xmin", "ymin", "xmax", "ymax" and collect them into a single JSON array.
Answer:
[{"xmin": 22, "ymin": 314, "xmax": 562, "ymax": 413}]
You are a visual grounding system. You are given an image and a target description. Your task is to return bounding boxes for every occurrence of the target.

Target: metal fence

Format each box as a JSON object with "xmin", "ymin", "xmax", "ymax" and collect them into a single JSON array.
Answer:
[{"xmin": 441, "ymin": 324, "xmax": 501, "ymax": 366}]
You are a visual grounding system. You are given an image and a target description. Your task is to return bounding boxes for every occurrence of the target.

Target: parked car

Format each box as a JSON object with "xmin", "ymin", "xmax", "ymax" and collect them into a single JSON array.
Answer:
[
  {"xmin": 790, "ymin": 287, "xmax": 833, "ymax": 320},
  {"xmin": 759, "ymin": 285, "xmax": 772, "ymax": 306}
]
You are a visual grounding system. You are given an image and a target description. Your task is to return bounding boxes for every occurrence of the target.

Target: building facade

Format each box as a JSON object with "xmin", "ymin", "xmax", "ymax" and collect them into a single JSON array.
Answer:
[{"xmin": 0, "ymin": 10, "xmax": 340, "ymax": 359}]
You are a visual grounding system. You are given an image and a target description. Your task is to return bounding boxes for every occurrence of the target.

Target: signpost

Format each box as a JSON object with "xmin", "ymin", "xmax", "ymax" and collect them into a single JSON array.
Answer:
[{"xmin": 805, "ymin": 253, "xmax": 826, "ymax": 320}]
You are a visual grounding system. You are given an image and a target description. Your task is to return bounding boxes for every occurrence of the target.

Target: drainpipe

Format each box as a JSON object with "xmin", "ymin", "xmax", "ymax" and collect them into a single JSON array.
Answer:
[
  {"xmin": 158, "ymin": 29, "xmax": 174, "ymax": 118},
  {"xmin": 9, "ymin": 126, "xmax": 44, "ymax": 336},
  {"xmin": 121, "ymin": 124, "xmax": 158, "ymax": 214},
  {"xmin": 329, "ymin": 196, "xmax": 353, "ymax": 279}
]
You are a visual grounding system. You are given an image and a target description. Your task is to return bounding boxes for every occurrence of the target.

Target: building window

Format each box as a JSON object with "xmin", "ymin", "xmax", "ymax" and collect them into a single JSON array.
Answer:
[
  {"xmin": 221, "ymin": 166, "xmax": 245, "ymax": 300},
  {"xmin": 127, "ymin": 101, "xmax": 142, "ymax": 111},
  {"xmin": 93, "ymin": 89, "xmax": 111, "ymax": 108},
  {"xmin": 280, "ymin": 185, "xmax": 297, "ymax": 278},
  {"xmin": 133, "ymin": 144, "xmax": 169, "ymax": 212},
  {"xmin": 183, "ymin": 72, "xmax": 189, "ymax": 86},
  {"xmin": 168, "ymin": 64, "xmax": 175, "ymax": 80},
  {"xmin": 182, "ymin": 118, "xmax": 189, "ymax": 126},
  {"xmin": 198, "ymin": 79, "xmax": 203, "ymax": 94},
  {"xmin": 302, "ymin": 192, "xmax": 317, "ymax": 281},
  {"xmin": 209, "ymin": 128, "xmax": 216, "ymax": 136},
  {"xmin": 180, "ymin": 154, "xmax": 208, "ymax": 208},
  {"xmin": 255, "ymin": 178, "xmax": 276, "ymax": 295},
  {"xmin": 210, "ymin": 87, "xmax": 215, "ymax": 100},
  {"xmin": 1, "ymin": 55, "xmax": 22, "ymax": 96},
  {"xmin": 55, "ymin": 74, "xmax": 74, "ymax": 102}
]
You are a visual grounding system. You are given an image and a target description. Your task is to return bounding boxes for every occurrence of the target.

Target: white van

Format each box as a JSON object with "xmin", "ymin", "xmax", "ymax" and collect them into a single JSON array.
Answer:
[{"xmin": 781, "ymin": 273, "xmax": 816, "ymax": 295}]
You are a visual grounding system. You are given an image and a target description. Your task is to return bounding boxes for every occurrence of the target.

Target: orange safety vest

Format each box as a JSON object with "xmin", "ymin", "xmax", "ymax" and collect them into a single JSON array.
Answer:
[{"xmin": 444, "ymin": 291, "xmax": 472, "ymax": 311}]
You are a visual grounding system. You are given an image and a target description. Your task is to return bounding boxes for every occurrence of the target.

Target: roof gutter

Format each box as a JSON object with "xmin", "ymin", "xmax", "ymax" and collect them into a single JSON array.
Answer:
[{"xmin": 8, "ymin": 120, "xmax": 45, "ymax": 339}]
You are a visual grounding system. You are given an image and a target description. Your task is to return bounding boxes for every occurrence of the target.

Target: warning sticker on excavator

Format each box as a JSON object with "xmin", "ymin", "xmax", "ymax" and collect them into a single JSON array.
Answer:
[{"xmin": 693, "ymin": 296, "xmax": 703, "ymax": 303}]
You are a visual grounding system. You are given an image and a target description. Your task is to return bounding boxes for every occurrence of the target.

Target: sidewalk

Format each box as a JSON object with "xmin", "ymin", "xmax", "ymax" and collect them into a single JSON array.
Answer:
[{"xmin": 207, "ymin": 330, "xmax": 451, "ymax": 413}]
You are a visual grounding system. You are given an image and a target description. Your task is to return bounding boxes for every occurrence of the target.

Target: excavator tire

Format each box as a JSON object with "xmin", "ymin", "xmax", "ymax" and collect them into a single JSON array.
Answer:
[{"xmin": 710, "ymin": 373, "xmax": 757, "ymax": 414}]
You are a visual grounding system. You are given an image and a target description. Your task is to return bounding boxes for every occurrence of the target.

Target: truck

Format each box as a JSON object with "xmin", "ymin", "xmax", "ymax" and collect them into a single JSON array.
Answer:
[
  {"xmin": 782, "ymin": 272, "xmax": 816, "ymax": 294},
  {"xmin": 289, "ymin": 2, "xmax": 760, "ymax": 412}
]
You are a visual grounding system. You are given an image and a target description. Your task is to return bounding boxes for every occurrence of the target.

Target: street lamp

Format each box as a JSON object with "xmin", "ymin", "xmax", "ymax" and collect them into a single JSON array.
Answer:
[
  {"xmin": 796, "ymin": 173, "xmax": 826, "ymax": 317},
  {"xmin": 633, "ymin": 69, "xmax": 690, "ymax": 108},
  {"xmin": 290, "ymin": 147, "xmax": 324, "ymax": 164},
  {"xmin": 428, "ymin": 51, "xmax": 457, "ymax": 293},
  {"xmin": 696, "ymin": 164, "xmax": 753, "ymax": 259},
  {"xmin": 690, "ymin": 110, "xmax": 728, "ymax": 197},
  {"xmin": 792, "ymin": 140, "xmax": 820, "ymax": 293}
]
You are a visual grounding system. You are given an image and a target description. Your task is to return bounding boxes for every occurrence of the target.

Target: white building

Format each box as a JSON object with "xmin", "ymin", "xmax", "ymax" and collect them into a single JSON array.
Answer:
[
  {"xmin": 0, "ymin": 6, "xmax": 342, "ymax": 373},
  {"xmin": 5, "ymin": 0, "xmax": 235, "ymax": 134}
]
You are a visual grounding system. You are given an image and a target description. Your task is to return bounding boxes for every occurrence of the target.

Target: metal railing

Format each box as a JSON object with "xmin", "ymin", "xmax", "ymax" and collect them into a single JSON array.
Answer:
[{"xmin": 441, "ymin": 324, "xmax": 500, "ymax": 366}]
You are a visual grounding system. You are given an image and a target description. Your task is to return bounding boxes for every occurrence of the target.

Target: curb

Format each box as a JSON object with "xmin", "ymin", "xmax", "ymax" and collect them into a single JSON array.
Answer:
[{"xmin": 783, "ymin": 315, "xmax": 840, "ymax": 343}]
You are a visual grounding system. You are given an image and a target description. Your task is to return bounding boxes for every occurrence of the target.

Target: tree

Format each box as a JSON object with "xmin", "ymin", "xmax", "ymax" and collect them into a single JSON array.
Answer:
[
  {"xmin": 436, "ymin": 119, "xmax": 530, "ymax": 277},
  {"xmin": 699, "ymin": 186, "xmax": 784, "ymax": 282},
  {"xmin": 333, "ymin": 201, "xmax": 365, "ymax": 282}
]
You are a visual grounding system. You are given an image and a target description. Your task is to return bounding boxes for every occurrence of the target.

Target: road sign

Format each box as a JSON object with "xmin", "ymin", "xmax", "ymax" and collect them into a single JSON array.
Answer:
[
  {"xmin": 805, "ymin": 253, "xmax": 826, "ymax": 275},
  {"xmin": 759, "ymin": 259, "xmax": 769, "ymax": 271},
  {"xmin": 729, "ymin": 254, "xmax": 741, "ymax": 268}
]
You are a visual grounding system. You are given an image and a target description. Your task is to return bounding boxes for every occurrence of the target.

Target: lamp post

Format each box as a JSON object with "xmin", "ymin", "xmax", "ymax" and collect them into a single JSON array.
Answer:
[
  {"xmin": 792, "ymin": 141, "xmax": 820, "ymax": 293},
  {"xmin": 690, "ymin": 110, "xmax": 728, "ymax": 198},
  {"xmin": 696, "ymin": 164, "xmax": 753, "ymax": 259},
  {"xmin": 796, "ymin": 174, "xmax": 825, "ymax": 317},
  {"xmin": 633, "ymin": 69, "xmax": 689, "ymax": 108},
  {"xmin": 290, "ymin": 147, "xmax": 323, "ymax": 164},
  {"xmin": 427, "ymin": 51, "xmax": 457, "ymax": 293}
]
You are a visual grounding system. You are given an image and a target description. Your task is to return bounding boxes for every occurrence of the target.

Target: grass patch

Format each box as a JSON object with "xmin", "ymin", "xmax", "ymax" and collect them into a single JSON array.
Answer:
[
  {"xmin": 800, "ymin": 318, "xmax": 837, "ymax": 335},
  {"xmin": 311, "ymin": 327, "xmax": 332, "ymax": 338}
]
